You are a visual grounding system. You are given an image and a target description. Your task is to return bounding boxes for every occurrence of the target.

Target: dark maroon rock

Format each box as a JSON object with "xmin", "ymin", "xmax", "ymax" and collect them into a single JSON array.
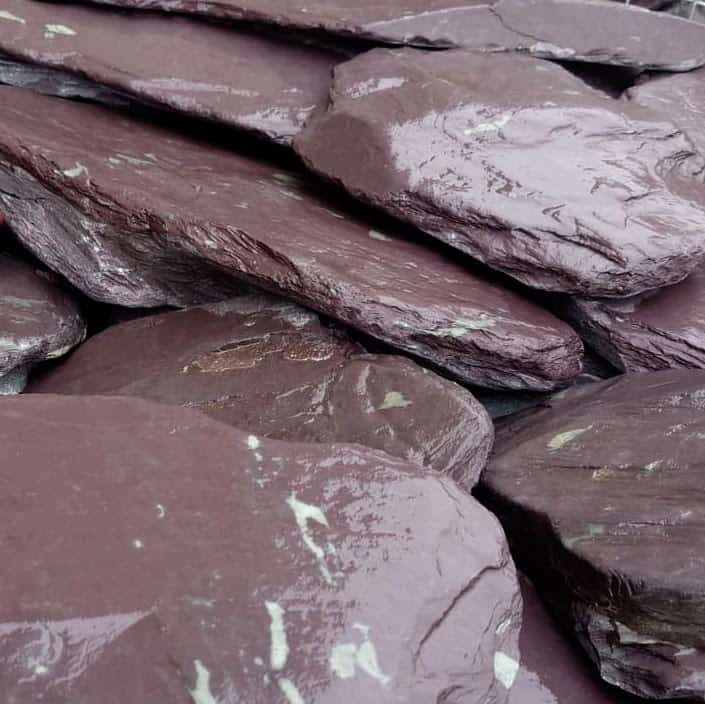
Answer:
[
  {"xmin": 81, "ymin": 0, "xmax": 705, "ymax": 71},
  {"xmin": 0, "ymin": 85, "xmax": 583, "ymax": 391},
  {"xmin": 296, "ymin": 49, "xmax": 705, "ymax": 297},
  {"xmin": 0, "ymin": 252, "xmax": 84, "ymax": 386},
  {"xmin": 628, "ymin": 66, "xmax": 705, "ymax": 159},
  {"xmin": 0, "ymin": 0, "xmax": 338, "ymax": 145},
  {"xmin": 28, "ymin": 296, "xmax": 494, "ymax": 486},
  {"xmin": 479, "ymin": 370, "xmax": 705, "ymax": 700},
  {"xmin": 0, "ymin": 393, "xmax": 522, "ymax": 703},
  {"xmin": 559, "ymin": 269, "xmax": 705, "ymax": 372}
]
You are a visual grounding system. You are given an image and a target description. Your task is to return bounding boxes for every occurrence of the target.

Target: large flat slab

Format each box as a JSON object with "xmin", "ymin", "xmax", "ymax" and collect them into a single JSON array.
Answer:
[
  {"xmin": 0, "ymin": 394, "xmax": 521, "ymax": 703},
  {"xmin": 28, "ymin": 296, "xmax": 494, "ymax": 487},
  {"xmin": 479, "ymin": 370, "xmax": 705, "ymax": 700},
  {"xmin": 295, "ymin": 49, "xmax": 705, "ymax": 297},
  {"xmin": 0, "ymin": 0, "xmax": 338, "ymax": 145},
  {"xmin": 0, "ymin": 85, "xmax": 583, "ymax": 391}
]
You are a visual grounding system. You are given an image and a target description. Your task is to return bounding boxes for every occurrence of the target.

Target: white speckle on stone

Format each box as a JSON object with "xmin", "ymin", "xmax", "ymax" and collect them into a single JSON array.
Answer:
[
  {"xmin": 189, "ymin": 660, "xmax": 218, "ymax": 704},
  {"xmin": 0, "ymin": 10, "xmax": 26, "ymax": 23},
  {"xmin": 278, "ymin": 677, "xmax": 306, "ymax": 704},
  {"xmin": 156, "ymin": 503, "xmax": 166, "ymax": 518},
  {"xmin": 496, "ymin": 618, "xmax": 511, "ymax": 636},
  {"xmin": 464, "ymin": 112, "xmax": 512, "ymax": 135},
  {"xmin": 368, "ymin": 229, "xmax": 392, "ymax": 241},
  {"xmin": 286, "ymin": 493, "xmax": 334, "ymax": 585},
  {"xmin": 61, "ymin": 163, "xmax": 88, "ymax": 179},
  {"xmin": 254, "ymin": 656, "xmax": 264, "ymax": 666},
  {"xmin": 247, "ymin": 435, "xmax": 260, "ymax": 450},
  {"xmin": 547, "ymin": 425, "xmax": 593, "ymax": 450},
  {"xmin": 494, "ymin": 652, "xmax": 519, "ymax": 690},
  {"xmin": 378, "ymin": 391, "xmax": 412, "ymax": 410},
  {"xmin": 44, "ymin": 23, "xmax": 76, "ymax": 35},
  {"xmin": 33, "ymin": 664, "xmax": 49, "ymax": 676},
  {"xmin": 132, "ymin": 539, "xmax": 144, "ymax": 550},
  {"xmin": 330, "ymin": 624, "xmax": 391, "ymax": 686},
  {"xmin": 440, "ymin": 317, "xmax": 496, "ymax": 337},
  {"xmin": 265, "ymin": 601, "xmax": 289, "ymax": 670}
]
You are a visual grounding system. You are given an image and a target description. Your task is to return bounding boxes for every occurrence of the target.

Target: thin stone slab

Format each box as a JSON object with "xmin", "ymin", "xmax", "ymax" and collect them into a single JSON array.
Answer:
[
  {"xmin": 0, "ymin": 394, "xmax": 522, "ymax": 703},
  {"xmin": 295, "ymin": 49, "xmax": 705, "ymax": 297},
  {"xmin": 0, "ymin": 0, "xmax": 338, "ymax": 145},
  {"xmin": 0, "ymin": 251, "xmax": 85, "ymax": 378},
  {"xmin": 81, "ymin": 0, "xmax": 705, "ymax": 71},
  {"xmin": 479, "ymin": 370, "xmax": 705, "ymax": 700},
  {"xmin": 28, "ymin": 296, "xmax": 494, "ymax": 486},
  {"xmin": 559, "ymin": 269, "xmax": 705, "ymax": 372},
  {"xmin": 0, "ymin": 86, "xmax": 583, "ymax": 391}
]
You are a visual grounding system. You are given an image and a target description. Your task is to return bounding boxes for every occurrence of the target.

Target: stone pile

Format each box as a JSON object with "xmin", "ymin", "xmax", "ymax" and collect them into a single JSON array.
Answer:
[{"xmin": 1, "ymin": 0, "xmax": 705, "ymax": 700}]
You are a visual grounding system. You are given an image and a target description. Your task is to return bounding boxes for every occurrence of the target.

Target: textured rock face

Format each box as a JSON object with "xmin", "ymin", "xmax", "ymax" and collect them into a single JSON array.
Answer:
[
  {"xmin": 480, "ymin": 370, "xmax": 705, "ymax": 700},
  {"xmin": 28, "ymin": 296, "xmax": 494, "ymax": 486},
  {"xmin": 0, "ymin": 85, "xmax": 583, "ymax": 391},
  {"xmin": 80, "ymin": 0, "xmax": 705, "ymax": 70},
  {"xmin": 628, "ymin": 67, "xmax": 705, "ymax": 160},
  {"xmin": 0, "ymin": 0, "xmax": 338, "ymax": 145},
  {"xmin": 0, "ymin": 394, "xmax": 522, "ymax": 703},
  {"xmin": 0, "ymin": 252, "xmax": 85, "ymax": 380},
  {"xmin": 559, "ymin": 269, "xmax": 705, "ymax": 372},
  {"xmin": 295, "ymin": 49, "xmax": 705, "ymax": 297}
]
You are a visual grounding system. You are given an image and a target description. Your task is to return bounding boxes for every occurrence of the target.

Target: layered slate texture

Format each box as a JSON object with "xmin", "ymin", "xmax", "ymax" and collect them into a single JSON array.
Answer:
[
  {"xmin": 0, "ymin": 394, "xmax": 522, "ymax": 703},
  {"xmin": 0, "ymin": 0, "xmax": 338, "ymax": 145},
  {"xmin": 295, "ymin": 49, "xmax": 705, "ymax": 297},
  {"xmin": 28, "ymin": 296, "xmax": 494, "ymax": 486},
  {"xmin": 79, "ymin": 0, "xmax": 705, "ymax": 70},
  {"xmin": 0, "ymin": 251, "xmax": 84, "ymax": 384},
  {"xmin": 480, "ymin": 370, "xmax": 705, "ymax": 700},
  {"xmin": 0, "ymin": 85, "xmax": 583, "ymax": 391}
]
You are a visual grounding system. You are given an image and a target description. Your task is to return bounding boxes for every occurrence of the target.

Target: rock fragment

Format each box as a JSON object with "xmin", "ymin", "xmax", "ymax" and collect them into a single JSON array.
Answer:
[
  {"xmin": 295, "ymin": 49, "xmax": 705, "ymax": 297},
  {"xmin": 0, "ymin": 394, "xmax": 522, "ymax": 703}
]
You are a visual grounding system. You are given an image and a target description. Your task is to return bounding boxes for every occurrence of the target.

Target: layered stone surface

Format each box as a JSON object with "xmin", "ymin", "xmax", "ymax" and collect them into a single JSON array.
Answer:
[
  {"xmin": 296, "ymin": 49, "xmax": 705, "ymax": 297},
  {"xmin": 0, "ymin": 0, "xmax": 338, "ymax": 145},
  {"xmin": 28, "ymin": 296, "xmax": 494, "ymax": 486},
  {"xmin": 480, "ymin": 370, "xmax": 705, "ymax": 700},
  {"xmin": 0, "ymin": 85, "xmax": 583, "ymax": 391},
  {"xmin": 0, "ymin": 394, "xmax": 521, "ymax": 703},
  {"xmin": 0, "ymin": 251, "xmax": 84, "ymax": 381}
]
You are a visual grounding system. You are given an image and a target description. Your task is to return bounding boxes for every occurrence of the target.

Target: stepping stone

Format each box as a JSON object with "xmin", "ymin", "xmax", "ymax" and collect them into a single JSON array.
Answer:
[
  {"xmin": 479, "ymin": 370, "xmax": 705, "ymax": 700},
  {"xmin": 0, "ymin": 394, "xmax": 522, "ymax": 703},
  {"xmin": 0, "ymin": 85, "xmax": 583, "ymax": 391},
  {"xmin": 28, "ymin": 296, "xmax": 494, "ymax": 486},
  {"xmin": 295, "ymin": 49, "xmax": 705, "ymax": 297},
  {"xmin": 0, "ymin": 251, "xmax": 84, "ymax": 384},
  {"xmin": 0, "ymin": 0, "xmax": 338, "ymax": 145},
  {"xmin": 559, "ymin": 269, "xmax": 705, "ymax": 372}
]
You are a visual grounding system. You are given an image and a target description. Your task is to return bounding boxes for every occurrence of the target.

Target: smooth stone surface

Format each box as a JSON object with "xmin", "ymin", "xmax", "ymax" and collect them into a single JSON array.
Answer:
[
  {"xmin": 295, "ymin": 49, "xmax": 705, "ymax": 297},
  {"xmin": 0, "ymin": 86, "xmax": 583, "ymax": 391},
  {"xmin": 479, "ymin": 370, "xmax": 705, "ymax": 700},
  {"xmin": 628, "ymin": 67, "xmax": 705, "ymax": 159},
  {"xmin": 559, "ymin": 269, "xmax": 705, "ymax": 372},
  {"xmin": 28, "ymin": 296, "xmax": 494, "ymax": 486},
  {"xmin": 0, "ymin": 252, "xmax": 85, "ymax": 376},
  {"xmin": 0, "ymin": 0, "xmax": 338, "ymax": 145},
  {"xmin": 81, "ymin": 0, "xmax": 705, "ymax": 70},
  {"xmin": 0, "ymin": 394, "xmax": 521, "ymax": 703}
]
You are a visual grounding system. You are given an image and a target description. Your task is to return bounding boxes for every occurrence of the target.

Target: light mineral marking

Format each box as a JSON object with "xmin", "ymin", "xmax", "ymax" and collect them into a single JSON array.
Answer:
[
  {"xmin": 494, "ymin": 652, "xmax": 520, "ymax": 690},
  {"xmin": 44, "ymin": 24, "xmax": 76, "ymax": 35},
  {"xmin": 265, "ymin": 601, "xmax": 289, "ymax": 670},
  {"xmin": 378, "ymin": 391, "xmax": 412, "ymax": 410},
  {"xmin": 286, "ymin": 493, "xmax": 334, "ymax": 585},
  {"xmin": 279, "ymin": 677, "xmax": 306, "ymax": 704},
  {"xmin": 330, "ymin": 624, "xmax": 391, "ymax": 686},
  {"xmin": 547, "ymin": 425, "xmax": 593, "ymax": 450},
  {"xmin": 189, "ymin": 660, "xmax": 219, "ymax": 704},
  {"xmin": 0, "ymin": 10, "xmax": 26, "ymax": 23}
]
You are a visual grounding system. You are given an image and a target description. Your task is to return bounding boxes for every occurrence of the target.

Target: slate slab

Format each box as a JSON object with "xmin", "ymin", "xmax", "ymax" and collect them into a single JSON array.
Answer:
[
  {"xmin": 0, "ymin": 394, "xmax": 522, "ymax": 703},
  {"xmin": 0, "ymin": 0, "xmax": 338, "ymax": 145},
  {"xmin": 28, "ymin": 296, "xmax": 494, "ymax": 486},
  {"xmin": 0, "ymin": 251, "xmax": 84, "ymax": 382},
  {"xmin": 559, "ymin": 269, "xmax": 705, "ymax": 372},
  {"xmin": 0, "ymin": 85, "xmax": 583, "ymax": 391},
  {"xmin": 479, "ymin": 370, "xmax": 705, "ymax": 700},
  {"xmin": 296, "ymin": 49, "xmax": 705, "ymax": 297}
]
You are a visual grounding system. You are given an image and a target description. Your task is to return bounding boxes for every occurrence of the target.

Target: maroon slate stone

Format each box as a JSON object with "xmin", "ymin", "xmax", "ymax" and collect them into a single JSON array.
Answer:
[
  {"xmin": 295, "ymin": 49, "xmax": 705, "ymax": 297},
  {"xmin": 628, "ymin": 67, "xmax": 705, "ymax": 160},
  {"xmin": 0, "ymin": 394, "xmax": 522, "ymax": 703},
  {"xmin": 479, "ymin": 370, "xmax": 705, "ymax": 700},
  {"xmin": 81, "ymin": 0, "xmax": 705, "ymax": 71},
  {"xmin": 0, "ymin": 0, "xmax": 338, "ymax": 146},
  {"xmin": 559, "ymin": 269, "xmax": 705, "ymax": 372},
  {"xmin": 0, "ymin": 251, "xmax": 84, "ymax": 384},
  {"xmin": 28, "ymin": 296, "xmax": 494, "ymax": 486},
  {"xmin": 0, "ymin": 86, "xmax": 583, "ymax": 391}
]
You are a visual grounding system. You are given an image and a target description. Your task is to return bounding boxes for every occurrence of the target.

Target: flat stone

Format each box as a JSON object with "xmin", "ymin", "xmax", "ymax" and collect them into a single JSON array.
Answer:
[
  {"xmin": 0, "ymin": 394, "xmax": 522, "ymax": 703},
  {"xmin": 627, "ymin": 66, "xmax": 705, "ymax": 159},
  {"xmin": 80, "ymin": 0, "xmax": 705, "ymax": 70},
  {"xmin": 0, "ymin": 0, "xmax": 338, "ymax": 145},
  {"xmin": 295, "ymin": 49, "xmax": 705, "ymax": 297},
  {"xmin": 0, "ymin": 251, "xmax": 85, "ymax": 379},
  {"xmin": 479, "ymin": 370, "xmax": 705, "ymax": 700},
  {"xmin": 28, "ymin": 296, "xmax": 493, "ymax": 486},
  {"xmin": 559, "ymin": 269, "xmax": 705, "ymax": 372},
  {"xmin": 0, "ymin": 86, "xmax": 583, "ymax": 391}
]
